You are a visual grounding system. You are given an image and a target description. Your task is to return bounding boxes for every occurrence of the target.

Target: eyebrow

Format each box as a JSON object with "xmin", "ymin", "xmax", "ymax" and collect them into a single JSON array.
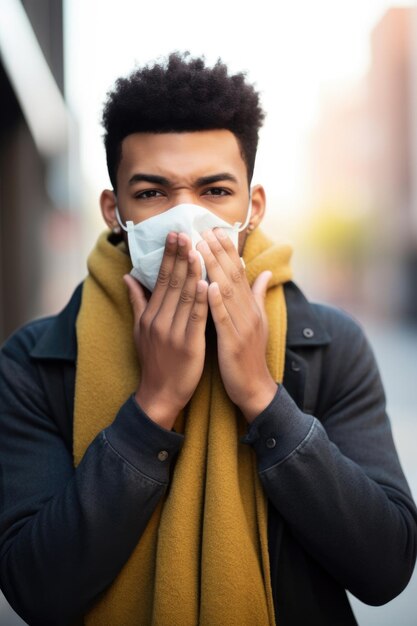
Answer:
[
  {"xmin": 128, "ymin": 173, "xmax": 170, "ymax": 186},
  {"xmin": 195, "ymin": 173, "xmax": 238, "ymax": 186},
  {"xmin": 127, "ymin": 172, "xmax": 238, "ymax": 187}
]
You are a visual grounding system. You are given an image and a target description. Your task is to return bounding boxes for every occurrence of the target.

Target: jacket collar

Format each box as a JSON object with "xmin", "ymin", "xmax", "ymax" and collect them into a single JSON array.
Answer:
[
  {"xmin": 29, "ymin": 280, "xmax": 330, "ymax": 361},
  {"xmin": 284, "ymin": 282, "xmax": 331, "ymax": 347},
  {"xmin": 29, "ymin": 283, "xmax": 83, "ymax": 361}
]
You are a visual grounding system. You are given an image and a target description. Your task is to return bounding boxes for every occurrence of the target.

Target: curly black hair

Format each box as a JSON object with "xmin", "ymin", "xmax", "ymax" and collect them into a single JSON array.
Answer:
[{"xmin": 102, "ymin": 52, "xmax": 265, "ymax": 189}]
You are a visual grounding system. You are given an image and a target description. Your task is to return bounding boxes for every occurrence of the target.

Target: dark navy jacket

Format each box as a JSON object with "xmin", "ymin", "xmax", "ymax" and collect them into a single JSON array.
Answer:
[{"xmin": 0, "ymin": 281, "xmax": 416, "ymax": 626}]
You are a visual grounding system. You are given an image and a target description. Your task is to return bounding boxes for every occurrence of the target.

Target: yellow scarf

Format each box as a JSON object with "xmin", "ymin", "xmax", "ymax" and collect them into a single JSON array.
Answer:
[{"xmin": 74, "ymin": 229, "xmax": 292, "ymax": 626}]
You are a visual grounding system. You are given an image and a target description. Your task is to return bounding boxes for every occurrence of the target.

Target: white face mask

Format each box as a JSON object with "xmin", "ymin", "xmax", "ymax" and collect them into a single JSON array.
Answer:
[{"xmin": 115, "ymin": 201, "xmax": 251, "ymax": 292}]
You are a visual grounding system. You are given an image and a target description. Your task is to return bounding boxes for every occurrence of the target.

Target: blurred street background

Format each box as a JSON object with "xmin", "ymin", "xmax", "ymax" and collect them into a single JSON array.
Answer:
[{"xmin": 0, "ymin": 0, "xmax": 416, "ymax": 624}]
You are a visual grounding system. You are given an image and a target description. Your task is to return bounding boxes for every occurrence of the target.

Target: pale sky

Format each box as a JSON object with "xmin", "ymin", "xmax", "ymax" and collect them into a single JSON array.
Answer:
[{"xmin": 64, "ymin": 0, "xmax": 416, "ymax": 230}]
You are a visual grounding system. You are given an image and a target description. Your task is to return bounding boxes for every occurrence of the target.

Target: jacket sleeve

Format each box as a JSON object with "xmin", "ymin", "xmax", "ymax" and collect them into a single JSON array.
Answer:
[
  {"xmin": 243, "ymin": 307, "xmax": 417, "ymax": 606},
  {"xmin": 0, "ymin": 323, "xmax": 184, "ymax": 626}
]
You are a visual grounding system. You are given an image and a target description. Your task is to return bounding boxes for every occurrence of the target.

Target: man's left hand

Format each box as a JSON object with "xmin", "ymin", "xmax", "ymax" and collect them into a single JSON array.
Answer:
[{"xmin": 197, "ymin": 228, "xmax": 278, "ymax": 423}]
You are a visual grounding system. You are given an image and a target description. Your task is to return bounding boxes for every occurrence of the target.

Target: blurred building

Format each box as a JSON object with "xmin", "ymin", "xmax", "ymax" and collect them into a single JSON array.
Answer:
[
  {"xmin": 309, "ymin": 80, "xmax": 372, "ymax": 214},
  {"xmin": 308, "ymin": 6, "xmax": 417, "ymax": 323},
  {"xmin": 369, "ymin": 6, "xmax": 417, "ymax": 322},
  {"xmin": 0, "ymin": 0, "xmax": 81, "ymax": 344}
]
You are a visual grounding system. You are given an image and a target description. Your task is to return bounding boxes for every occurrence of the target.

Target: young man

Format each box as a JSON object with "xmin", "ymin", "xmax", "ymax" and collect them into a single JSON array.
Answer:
[{"xmin": 0, "ymin": 52, "xmax": 416, "ymax": 626}]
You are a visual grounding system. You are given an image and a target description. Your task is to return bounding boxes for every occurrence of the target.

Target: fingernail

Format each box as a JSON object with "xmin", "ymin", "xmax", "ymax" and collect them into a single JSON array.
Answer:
[
  {"xmin": 205, "ymin": 230, "xmax": 215, "ymax": 241},
  {"xmin": 216, "ymin": 228, "xmax": 226, "ymax": 239},
  {"xmin": 178, "ymin": 233, "xmax": 186, "ymax": 246},
  {"xmin": 197, "ymin": 240, "xmax": 209, "ymax": 252},
  {"xmin": 197, "ymin": 280, "xmax": 206, "ymax": 293},
  {"xmin": 168, "ymin": 233, "xmax": 176, "ymax": 244}
]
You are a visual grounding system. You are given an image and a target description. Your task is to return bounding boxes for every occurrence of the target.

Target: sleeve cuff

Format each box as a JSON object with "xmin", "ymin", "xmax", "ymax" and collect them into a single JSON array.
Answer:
[
  {"xmin": 241, "ymin": 385, "xmax": 315, "ymax": 472},
  {"xmin": 104, "ymin": 395, "xmax": 184, "ymax": 484}
]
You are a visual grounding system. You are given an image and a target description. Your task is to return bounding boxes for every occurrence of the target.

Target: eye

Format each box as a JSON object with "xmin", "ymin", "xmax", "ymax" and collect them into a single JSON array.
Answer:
[
  {"xmin": 134, "ymin": 189, "xmax": 165, "ymax": 199},
  {"xmin": 203, "ymin": 187, "xmax": 231, "ymax": 197}
]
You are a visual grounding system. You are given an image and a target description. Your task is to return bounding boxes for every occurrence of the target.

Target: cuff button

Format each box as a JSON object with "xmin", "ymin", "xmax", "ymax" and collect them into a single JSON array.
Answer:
[{"xmin": 266, "ymin": 437, "xmax": 277, "ymax": 449}]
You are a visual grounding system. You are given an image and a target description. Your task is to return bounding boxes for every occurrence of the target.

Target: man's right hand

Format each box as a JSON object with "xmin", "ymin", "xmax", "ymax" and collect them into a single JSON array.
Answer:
[{"xmin": 123, "ymin": 232, "xmax": 208, "ymax": 431}]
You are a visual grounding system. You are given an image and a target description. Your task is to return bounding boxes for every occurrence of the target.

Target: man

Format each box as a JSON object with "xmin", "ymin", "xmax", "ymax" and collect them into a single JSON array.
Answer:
[{"xmin": 0, "ymin": 52, "xmax": 416, "ymax": 626}]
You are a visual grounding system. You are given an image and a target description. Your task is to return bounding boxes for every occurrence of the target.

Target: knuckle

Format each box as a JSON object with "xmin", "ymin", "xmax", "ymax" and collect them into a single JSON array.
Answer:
[
  {"xmin": 231, "ymin": 267, "xmax": 244, "ymax": 283},
  {"xmin": 150, "ymin": 318, "xmax": 165, "ymax": 338},
  {"xmin": 211, "ymin": 240, "xmax": 224, "ymax": 255},
  {"xmin": 139, "ymin": 313, "xmax": 149, "ymax": 331},
  {"xmin": 157, "ymin": 267, "xmax": 171, "ymax": 286},
  {"xmin": 169, "ymin": 275, "xmax": 181, "ymax": 289},
  {"xmin": 187, "ymin": 265, "xmax": 197, "ymax": 279},
  {"xmin": 221, "ymin": 284, "xmax": 234, "ymax": 300},
  {"xmin": 189, "ymin": 308, "xmax": 202, "ymax": 323},
  {"xmin": 206, "ymin": 255, "xmax": 219, "ymax": 270},
  {"xmin": 222, "ymin": 236, "xmax": 233, "ymax": 249},
  {"xmin": 179, "ymin": 289, "xmax": 194, "ymax": 304}
]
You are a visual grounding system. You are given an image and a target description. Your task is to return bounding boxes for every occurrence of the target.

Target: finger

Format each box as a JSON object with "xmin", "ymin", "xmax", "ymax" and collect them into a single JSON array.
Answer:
[
  {"xmin": 196, "ymin": 238, "xmax": 227, "ymax": 285},
  {"xmin": 157, "ymin": 232, "xmax": 193, "ymax": 322},
  {"xmin": 207, "ymin": 281, "xmax": 239, "ymax": 335},
  {"xmin": 203, "ymin": 228, "xmax": 249, "ymax": 287},
  {"xmin": 123, "ymin": 274, "xmax": 147, "ymax": 325},
  {"xmin": 147, "ymin": 232, "xmax": 178, "ymax": 314},
  {"xmin": 185, "ymin": 279, "xmax": 209, "ymax": 342},
  {"xmin": 251, "ymin": 270, "xmax": 272, "ymax": 325},
  {"xmin": 203, "ymin": 230, "xmax": 252, "ymax": 294},
  {"xmin": 213, "ymin": 227, "xmax": 243, "ymax": 268},
  {"xmin": 172, "ymin": 248, "xmax": 203, "ymax": 334},
  {"xmin": 203, "ymin": 229, "xmax": 235, "ymax": 268},
  {"xmin": 199, "ymin": 231, "xmax": 252, "ymax": 324}
]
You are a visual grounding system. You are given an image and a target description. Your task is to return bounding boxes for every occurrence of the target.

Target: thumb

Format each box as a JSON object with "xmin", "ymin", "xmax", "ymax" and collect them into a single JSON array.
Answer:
[
  {"xmin": 123, "ymin": 274, "xmax": 147, "ymax": 324},
  {"xmin": 252, "ymin": 270, "xmax": 272, "ymax": 320}
]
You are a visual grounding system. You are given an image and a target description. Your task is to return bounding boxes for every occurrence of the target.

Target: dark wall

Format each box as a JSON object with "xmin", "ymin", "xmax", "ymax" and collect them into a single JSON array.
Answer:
[
  {"xmin": 21, "ymin": 0, "xmax": 64, "ymax": 94},
  {"xmin": 0, "ymin": 1, "xmax": 64, "ymax": 342}
]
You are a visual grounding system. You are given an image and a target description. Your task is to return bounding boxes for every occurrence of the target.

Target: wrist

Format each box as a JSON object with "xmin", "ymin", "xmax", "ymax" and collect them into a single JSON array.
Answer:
[
  {"xmin": 238, "ymin": 380, "xmax": 278, "ymax": 424},
  {"xmin": 134, "ymin": 388, "xmax": 181, "ymax": 431}
]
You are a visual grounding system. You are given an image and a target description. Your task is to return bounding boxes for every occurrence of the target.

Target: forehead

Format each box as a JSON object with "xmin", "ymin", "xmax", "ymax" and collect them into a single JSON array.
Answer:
[{"xmin": 118, "ymin": 130, "xmax": 246, "ymax": 183}]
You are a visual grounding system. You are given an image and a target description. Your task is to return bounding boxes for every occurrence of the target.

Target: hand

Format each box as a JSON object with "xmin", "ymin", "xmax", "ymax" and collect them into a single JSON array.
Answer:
[
  {"xmin": 124, "ymin": 232, "xmax": 208, "ymax": 430},
  {"xmin": 197, "ymin": 228, "xmax": 277, "ymax": 423}
]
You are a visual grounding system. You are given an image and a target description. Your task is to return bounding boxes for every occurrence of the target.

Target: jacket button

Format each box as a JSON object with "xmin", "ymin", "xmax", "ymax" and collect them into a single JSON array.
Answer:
[
  {"xmin": 266, "ymin": 437, "xmax": 277, "ymax": 449},
  {"xmin": 291, "ymin": 360, "xmax": 301, "ymax": 372},
  {"xmin": 158, "ymin": 450, "xmax": 169, "ymax": 461},
  {"xmin": 303, "ymin": 327, "xmax": 314, "ymax": 339}
]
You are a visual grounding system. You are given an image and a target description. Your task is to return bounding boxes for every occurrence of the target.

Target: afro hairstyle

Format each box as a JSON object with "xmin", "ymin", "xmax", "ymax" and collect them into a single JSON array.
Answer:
[{"xmin": 102, "ymin": 52, "xmax": 265, "ymax": 190}]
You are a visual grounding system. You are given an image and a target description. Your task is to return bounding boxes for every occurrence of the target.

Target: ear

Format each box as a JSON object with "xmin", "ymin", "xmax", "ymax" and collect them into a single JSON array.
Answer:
[
  {"xmin": 248, "ymin": 184, "xmax": 266, "ymax": 231},
  {"xmin": 100, "ymin": 189, "xmax": 118, "ymax": 231}
]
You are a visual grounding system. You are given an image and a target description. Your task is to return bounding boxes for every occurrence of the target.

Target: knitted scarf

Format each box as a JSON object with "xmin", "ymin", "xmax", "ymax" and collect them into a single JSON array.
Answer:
[{"xmin": 74, "ymin": 228, "xmax": 292, "ymax": 625}]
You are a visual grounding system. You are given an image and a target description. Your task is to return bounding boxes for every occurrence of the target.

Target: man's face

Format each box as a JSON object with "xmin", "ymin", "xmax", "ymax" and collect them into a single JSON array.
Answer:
[
  {"xmin": 117, "ymin": 129, "xmax": 250, "ymax": 222},
  {"xmin": 101, "ymin": 129, "xmax": 266, "ymax": 255}
]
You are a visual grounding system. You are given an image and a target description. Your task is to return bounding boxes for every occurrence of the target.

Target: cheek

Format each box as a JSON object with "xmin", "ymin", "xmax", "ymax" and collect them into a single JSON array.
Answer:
[{"xmin": 238, "ymin": 230, "xmax": 248, "ymax": 256}]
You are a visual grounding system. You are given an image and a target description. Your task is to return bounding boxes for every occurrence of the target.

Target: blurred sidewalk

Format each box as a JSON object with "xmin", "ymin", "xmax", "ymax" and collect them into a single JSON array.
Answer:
[
  {"xmin": 1, "ymin": 320, "xmax": 416, "ymax": 626},
  {"xmin": 349, "ymin": 319, "xmax": 417, "ymax": 626}
]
